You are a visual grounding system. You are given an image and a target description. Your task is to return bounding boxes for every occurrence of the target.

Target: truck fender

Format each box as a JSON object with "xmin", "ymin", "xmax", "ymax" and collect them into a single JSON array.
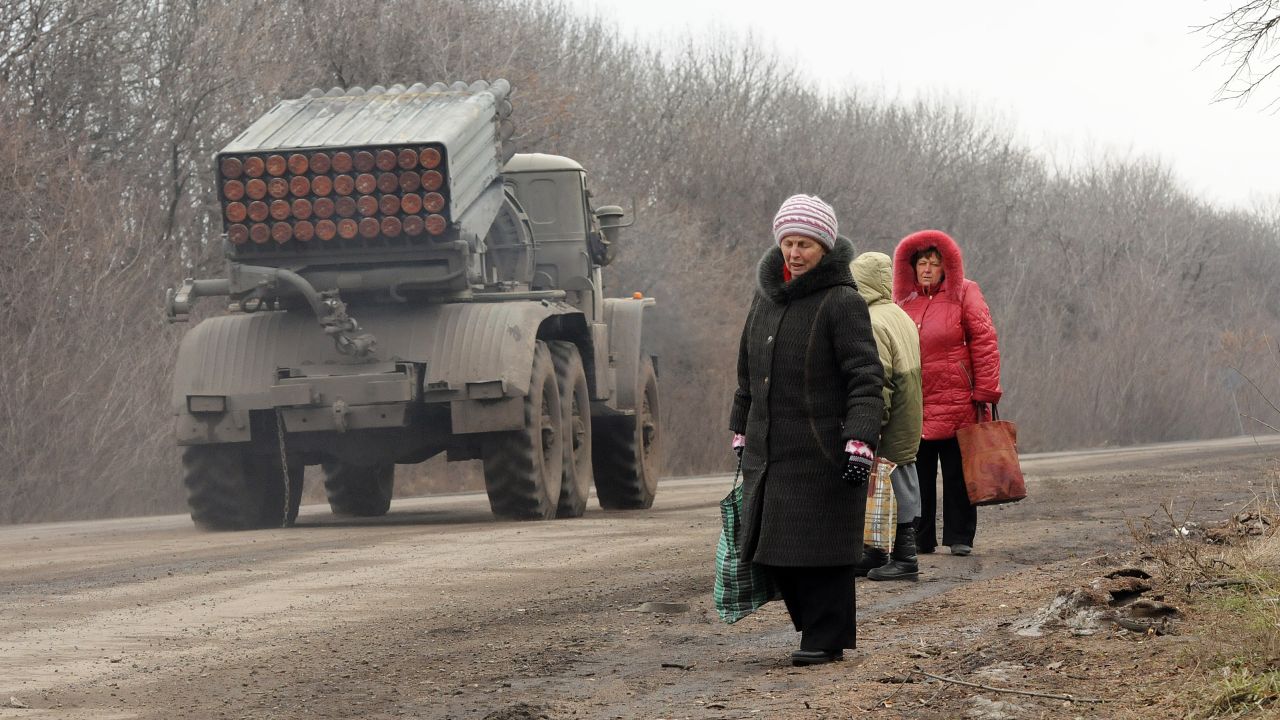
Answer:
[
  {"xmin": 601, "ymin": 297, "xmax": 656, "ymax": 412},
  {"xmin": 172, "ymin": 301, "xmax": 588, "ymax": 443}
]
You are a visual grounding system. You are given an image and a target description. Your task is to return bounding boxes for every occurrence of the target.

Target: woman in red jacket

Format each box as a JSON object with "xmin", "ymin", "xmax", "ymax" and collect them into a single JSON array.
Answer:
[{"xmin": 893, "ymin": 229, "xmax": 1002, "ymax": 556}]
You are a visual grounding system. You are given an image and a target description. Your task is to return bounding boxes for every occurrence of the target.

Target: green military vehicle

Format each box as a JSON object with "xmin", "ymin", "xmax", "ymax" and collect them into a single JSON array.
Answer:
[{"xmin": 165, "ymin": 80, "xmax": 661, "ymax": 530}]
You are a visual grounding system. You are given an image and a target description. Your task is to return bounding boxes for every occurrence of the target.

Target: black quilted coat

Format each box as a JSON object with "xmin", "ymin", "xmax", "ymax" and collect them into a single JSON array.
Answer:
[{"xmin": 728, "ymin": 236, "xmax": 884, "ymax": 567}]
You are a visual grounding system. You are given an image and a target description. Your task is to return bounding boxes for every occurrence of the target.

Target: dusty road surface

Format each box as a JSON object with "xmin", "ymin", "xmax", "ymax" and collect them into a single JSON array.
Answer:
[{"xmin": 2, "ymin": 435, "xmax": 1278, "ymax": 719}]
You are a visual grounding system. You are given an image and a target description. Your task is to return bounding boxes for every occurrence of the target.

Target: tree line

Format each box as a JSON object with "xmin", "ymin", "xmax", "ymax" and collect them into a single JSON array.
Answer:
[{"xmin": 2, "ymin": 0, "xmax": 1277, "ymax": 523}]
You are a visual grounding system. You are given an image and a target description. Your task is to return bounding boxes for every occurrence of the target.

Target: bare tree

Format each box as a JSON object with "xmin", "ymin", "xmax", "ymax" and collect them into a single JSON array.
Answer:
[
  {"xmin": 1201, "ymin": 0, "xmax": 1280, "ymax": 104},
  {"xmin": 2, "ymin": 0, "xmax": 1279, "ymax": 523}
]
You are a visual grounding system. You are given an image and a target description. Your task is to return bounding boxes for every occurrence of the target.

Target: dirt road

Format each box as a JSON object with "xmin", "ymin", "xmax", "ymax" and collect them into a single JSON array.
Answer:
[{"xmin": 2, "ymin": 436, "xmax": 1278, "ymax": 719}]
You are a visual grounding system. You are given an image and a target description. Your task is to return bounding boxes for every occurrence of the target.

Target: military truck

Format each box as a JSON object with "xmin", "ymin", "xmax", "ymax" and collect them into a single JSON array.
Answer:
[{"xmin": 165, "ymin": 80, "xmax": 661, "ymax": 530}]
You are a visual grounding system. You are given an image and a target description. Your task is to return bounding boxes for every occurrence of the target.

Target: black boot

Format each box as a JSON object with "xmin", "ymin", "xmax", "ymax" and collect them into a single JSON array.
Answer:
[
  {"xmin": 854, "ymin": 545, "xmax": 888, "ymax": 577},
  {"xmin": 868, "ymin": 523, "xmax": 919, "ymax": 581}
]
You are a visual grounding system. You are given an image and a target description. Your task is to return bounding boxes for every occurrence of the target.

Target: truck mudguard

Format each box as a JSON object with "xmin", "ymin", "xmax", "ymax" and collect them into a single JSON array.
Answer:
[
  {"xmin": 173, "ymin": 300, "xmax": 586, "ymax": 444},
  {"xmin": 601, "ymin": 297, "xmax": 655, "ymax": 412}
]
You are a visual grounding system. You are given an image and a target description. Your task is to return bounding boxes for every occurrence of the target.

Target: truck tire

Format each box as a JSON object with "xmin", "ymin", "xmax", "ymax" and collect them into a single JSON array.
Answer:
[
  {"xmin": 322, "ymin": 462, "xmax": 394, "ymax": 517},
  {"xmin": 549, "ymin": 341, "xmax": 592, "ymax": 518},
  {"xmin": 593, "ymin": 356, "xmax": 661, "ymax": 510},
  {"xmin": 482, "ymin": 340, "xmax": 563, "ymax": 520},
  {"xmin": 183, "ymin": 443, "xmax": 302, "ymax": 531}
]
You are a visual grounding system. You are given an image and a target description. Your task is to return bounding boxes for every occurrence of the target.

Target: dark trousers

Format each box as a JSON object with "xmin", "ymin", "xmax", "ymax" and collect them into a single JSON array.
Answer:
[
  {"xmin": 766, "ymin": 564, "xmax": 857, "ymax": 651},
  {"xmin": 916, "ymin": 437, "xmax": 976, "ymax": 549}
]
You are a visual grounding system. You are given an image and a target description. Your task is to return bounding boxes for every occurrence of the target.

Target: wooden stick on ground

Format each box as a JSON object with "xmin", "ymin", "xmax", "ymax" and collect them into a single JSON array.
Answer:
[{"xmin": 912, "ymin": 669, "xmax": 1104, "ymax": 704}]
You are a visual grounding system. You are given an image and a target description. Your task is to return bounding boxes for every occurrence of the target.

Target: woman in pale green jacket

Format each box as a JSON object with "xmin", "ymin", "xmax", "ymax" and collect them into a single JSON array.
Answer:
[{"xmin": 851, "ymin": 251, "xmax": 924, "ymax": 581}]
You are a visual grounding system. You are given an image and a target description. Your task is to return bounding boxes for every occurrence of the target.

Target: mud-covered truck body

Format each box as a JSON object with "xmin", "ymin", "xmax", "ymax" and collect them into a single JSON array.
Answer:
[{"xmin": 165, "ymin": 80, "xmax": 660, "ymax": 530}]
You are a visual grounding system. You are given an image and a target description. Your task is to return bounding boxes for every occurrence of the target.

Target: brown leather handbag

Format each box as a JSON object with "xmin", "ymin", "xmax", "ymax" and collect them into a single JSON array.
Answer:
[{"xmin": 956, "ymin": 404, "xmax": 1027, "ymax": 506}]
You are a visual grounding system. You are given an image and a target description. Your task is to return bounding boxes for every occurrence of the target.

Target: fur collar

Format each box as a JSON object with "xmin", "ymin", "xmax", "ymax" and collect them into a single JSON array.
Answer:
[{"xmin": 756, "ymin": 235, "xmax": 856, "ymax": 304}]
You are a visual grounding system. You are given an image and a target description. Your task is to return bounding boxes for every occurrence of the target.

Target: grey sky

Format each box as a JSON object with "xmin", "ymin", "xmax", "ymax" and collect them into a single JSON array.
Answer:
[{"xmin": 567, "ymin": 0, "xmax": 1273, "ymax": 210}]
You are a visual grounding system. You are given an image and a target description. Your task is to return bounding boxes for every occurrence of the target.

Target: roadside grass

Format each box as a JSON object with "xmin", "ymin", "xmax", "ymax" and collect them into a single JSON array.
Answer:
[
  {"xmin": 1194, "ymin": 570, "xmax": 1280, "ymax": 718},
  {"xmin": 1143, "ymin": 471, "xmax": 1280, "ymax": 719}
]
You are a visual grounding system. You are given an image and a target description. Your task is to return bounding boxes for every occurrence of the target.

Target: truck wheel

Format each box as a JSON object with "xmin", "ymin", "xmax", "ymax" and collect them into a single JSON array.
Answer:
[
  {"xmin": 322, "ymin": 462, "xmax": 394, "ymax": 517},
  {"xmin": 183, "ymin": 444, "xmax": 302, "ymax": 530},
  {"xmin": 482, "ymin": 340, "xmax": 563, "ymax": 520},
  {"xmin": 549, "ymin": 341, "xmax": 592, "ymax": 518},
  {"xmin": 593, "ymin": 356, "xmax": 661, "ymax": 510}
]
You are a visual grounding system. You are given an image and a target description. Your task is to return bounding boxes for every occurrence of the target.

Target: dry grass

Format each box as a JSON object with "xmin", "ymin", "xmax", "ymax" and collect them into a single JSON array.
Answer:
[{"xmin": 1125, "ymin": 465, "xmax": 1280, "ymax": 718}]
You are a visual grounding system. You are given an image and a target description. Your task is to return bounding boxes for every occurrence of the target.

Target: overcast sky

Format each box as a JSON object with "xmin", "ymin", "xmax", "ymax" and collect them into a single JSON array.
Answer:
[{"xmin": 566, "ymin": 0, "xmax": 1274, "ymax": 210}]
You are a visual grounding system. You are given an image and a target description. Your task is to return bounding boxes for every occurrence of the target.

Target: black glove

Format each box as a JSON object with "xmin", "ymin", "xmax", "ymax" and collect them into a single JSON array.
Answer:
[{"xmin": 841, "ymin": 453, "xmax": 873, "ymax": 487}]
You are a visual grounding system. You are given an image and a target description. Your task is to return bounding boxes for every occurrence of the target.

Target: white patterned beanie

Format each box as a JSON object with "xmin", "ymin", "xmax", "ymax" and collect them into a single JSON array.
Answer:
[{"xmin": 771, "ymin": 194, "xmax": 837, "ymax": 250}]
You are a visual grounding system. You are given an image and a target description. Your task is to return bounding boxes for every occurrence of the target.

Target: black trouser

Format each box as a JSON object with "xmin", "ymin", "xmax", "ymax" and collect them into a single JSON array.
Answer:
[
  {"xmin": 766, "ymin": 564, "xmax": 857, "ymax": 651},
  {"xmin": 916, "ymin": 437, "xmax": 976, "ymax": 549}
]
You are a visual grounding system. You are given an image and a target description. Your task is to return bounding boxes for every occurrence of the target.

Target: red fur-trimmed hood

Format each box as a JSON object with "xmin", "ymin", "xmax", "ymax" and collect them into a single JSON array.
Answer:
[{"xmin": 892, "ymin": 229, "xmax": 965, "ymax": 303}]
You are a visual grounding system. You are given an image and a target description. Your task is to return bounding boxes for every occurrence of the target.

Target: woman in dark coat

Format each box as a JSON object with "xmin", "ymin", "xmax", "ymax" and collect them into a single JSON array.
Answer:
[{"xmin": 728, "ymin": 194, "xmax": 885, "ymax": 666}]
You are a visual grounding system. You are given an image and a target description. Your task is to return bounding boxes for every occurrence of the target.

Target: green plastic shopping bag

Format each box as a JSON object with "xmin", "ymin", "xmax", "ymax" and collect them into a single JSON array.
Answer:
[{"xmin": 713, "ymin": 459, "xmax": 781, "ymax": 624}]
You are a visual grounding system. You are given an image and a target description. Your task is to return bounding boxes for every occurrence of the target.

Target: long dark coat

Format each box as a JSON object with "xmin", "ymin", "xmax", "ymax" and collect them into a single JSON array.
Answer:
[{"xmin": 728, "ymin": 236, "xmax": 885, "ymax": 567}]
